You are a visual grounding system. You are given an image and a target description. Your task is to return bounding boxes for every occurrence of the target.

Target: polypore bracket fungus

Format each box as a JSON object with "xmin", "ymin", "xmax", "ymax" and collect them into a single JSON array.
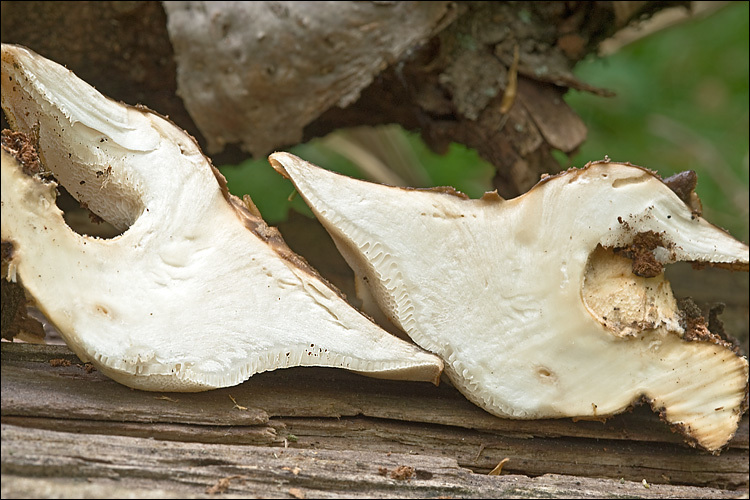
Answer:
[
  {"xmin": 270, "ymin": 152, "xmax": 749, "ymax": 453},
  {"xmin": 0, "ymin": 44, "xmax": 444, "ymax": 391}
]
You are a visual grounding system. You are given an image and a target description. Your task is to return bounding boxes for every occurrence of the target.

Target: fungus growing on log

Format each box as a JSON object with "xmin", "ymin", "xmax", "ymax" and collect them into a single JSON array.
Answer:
[
  {"xmin": 270, "ymin": 152, "xmax": 749, "ymax": 452},
  {"xmin": 0, "ymin": 44, "xmax": 444, "ymax": 391}
]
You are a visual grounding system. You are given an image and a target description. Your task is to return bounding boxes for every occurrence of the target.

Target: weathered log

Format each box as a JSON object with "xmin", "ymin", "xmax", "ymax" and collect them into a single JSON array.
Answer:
[
  {"xmin": 1, "ymin": 423, "xmax": 740, "ymax": 499},
  {"xmin": 2, "ymin": 342, "xmax": 748, "ymax": 497}
]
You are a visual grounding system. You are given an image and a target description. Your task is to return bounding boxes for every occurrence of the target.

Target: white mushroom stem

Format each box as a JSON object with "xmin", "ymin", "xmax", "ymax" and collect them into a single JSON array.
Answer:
[
  {"xmin": 1, "ymin": 44, "xmax": 443, "ymax": 391},
  {"xmin": 270, "ymin": 151, "xmax": 749, "ymax": 452}
]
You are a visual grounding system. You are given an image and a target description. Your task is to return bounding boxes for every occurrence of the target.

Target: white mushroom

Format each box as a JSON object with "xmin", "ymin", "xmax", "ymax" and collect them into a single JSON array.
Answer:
[
  {"xmin": 270, "ymin": 152, "xmax": 749, "ymax": 452},
  {"xmin": 0, "ymin": 44, "xmax": 443, "ymax": 391}
]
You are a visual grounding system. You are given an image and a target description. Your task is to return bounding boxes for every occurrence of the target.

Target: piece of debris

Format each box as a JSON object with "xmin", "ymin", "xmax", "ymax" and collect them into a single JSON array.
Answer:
[
  {"xmin": 49, "ymin": 358, "xmax": 71, "ymax": 367},
  {"xmin": 288, "ymin": 487, "xmax": 306, "ymax": 499},
  {"xmin": 1, "ymin": 129, "xmax": 42, "ymax": 176},
  {"xmin": 488, "ymin": 458, "xmax": 510, "ymax": 476},
  {"xmin": 155, "ymin": 395, "xmax": 179, "ymax": 403},
  {"xmin": 228, "ymin": 394, "xmax": 247, "ymax": 411},
  {"xmin": 205, "ymin": 475, "xmax": 246, "ymax": 495},
  {"xmin": 390, "ymin": 465, "xmax": 416, "ymax": 481},
  {"xmin": 499, "ymin": 45, "xmax": 520, "ymax": 114}
]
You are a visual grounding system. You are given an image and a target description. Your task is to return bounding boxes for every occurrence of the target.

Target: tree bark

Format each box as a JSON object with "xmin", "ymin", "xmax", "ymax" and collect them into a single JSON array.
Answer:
[{"xmin": 0, "ymin": 0, "xmax": 687, "ymax": 196}]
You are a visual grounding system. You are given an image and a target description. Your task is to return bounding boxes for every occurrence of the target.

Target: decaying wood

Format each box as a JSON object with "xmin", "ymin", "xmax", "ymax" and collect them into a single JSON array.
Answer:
[
  {"xmin": 2, "ymin": 424, "xmax": 740, "ymax": 500},
  {"xmin": 2, "ymin": 342, "xmax": 747, "ymax": 498},
  {"xmin": 163, "ymin": 1, "xmax": 456, "ymax": 157},
  {"xmin": 0, "ymin": 1, "xmax": 688, "ymax": 195}
]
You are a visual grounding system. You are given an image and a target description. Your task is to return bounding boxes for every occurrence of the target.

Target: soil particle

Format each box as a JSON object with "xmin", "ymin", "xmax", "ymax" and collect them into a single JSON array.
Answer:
[
  {"xmin": 49, "ymin": 358, "xmax": 72, "ymax": 367},
  {"xmin": 616, "ymin": 230, "xmax": 665, "ymax": 278},
  {"xmin": 677, "ymin": 297, "xmax": 740, "ymax": 354},
  {"xmin": 389, "ymin": 465, "xmax": 416, "ymax": 481},
  {"xmin": 205, "ymin": 475, "xmax": 246, "ymax": 495},
  {"xmin": 1, "ymin": 129, "xmax": 42, "ymax": 176}
]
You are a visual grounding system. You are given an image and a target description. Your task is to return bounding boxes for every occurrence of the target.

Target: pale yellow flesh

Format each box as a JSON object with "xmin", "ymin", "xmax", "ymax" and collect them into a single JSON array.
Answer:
[
  {"xmin": 1, "ymin": 44, "xmax": 444, "ymax": 391},
  {"xmin": 270, "ymin": 151, "xmax": 749, "ymax": 452}
]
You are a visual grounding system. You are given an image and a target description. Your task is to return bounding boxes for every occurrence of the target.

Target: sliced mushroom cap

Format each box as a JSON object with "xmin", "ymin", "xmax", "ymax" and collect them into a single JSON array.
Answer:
[
  {"xmin": 270, "ymin": 151, "xmax": 749, "ymax": 452},
  {"xmin": 0, "ymin": 44, "xmax": 443, "ymax": 391}
]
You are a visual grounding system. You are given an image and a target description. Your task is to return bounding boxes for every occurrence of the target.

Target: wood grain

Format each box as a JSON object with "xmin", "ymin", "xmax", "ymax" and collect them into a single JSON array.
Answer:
[
  {"xmin": 1, "ymin": 423, "xmax": 743, "ymax": 499},
  {"xmin": 2, "ymin": 342, "xmax": 748, "ymax": 498}
]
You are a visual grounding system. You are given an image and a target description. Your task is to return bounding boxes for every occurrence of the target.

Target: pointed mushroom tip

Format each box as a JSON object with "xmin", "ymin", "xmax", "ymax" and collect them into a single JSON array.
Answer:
[
  {"xmin": 268, "ymin": 152, "xmax": 293, "ymax": 178},
  {"xmin": 1, "ymin": 44, "xmax": 46, "ymax": 76},
  {"xmin": 425, "ymin": 356, "xmax": 445, "ymax": 386},
  {"xmin": 268, "ymin": 151, "xmax": 317, "ymax": 181},
  {"xmin": 269, "ymin": 152, "xmax": 336, "ymax": 184},
  {"xmin": 357, "ymin": 356, "xmax": 444, "ymax": 386},
  {"xmin": 1, "ymin": 42, "xmax": 23, "ymax": 58}
]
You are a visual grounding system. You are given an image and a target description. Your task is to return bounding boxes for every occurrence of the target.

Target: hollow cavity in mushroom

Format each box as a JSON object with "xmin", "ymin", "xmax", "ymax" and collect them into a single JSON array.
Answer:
[
  {"xmin": 0, "ymin": 44, "xmax": 444, "ymax": 391},
  {"xmin": 269, "ymin": 151, "xmax": 749, "ymax": 453}
]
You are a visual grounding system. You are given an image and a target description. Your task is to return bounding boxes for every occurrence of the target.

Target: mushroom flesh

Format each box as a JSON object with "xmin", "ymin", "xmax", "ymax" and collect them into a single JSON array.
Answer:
[
  {"xmin": 270, "ymin": 152, "xmax": 749, "ymax": 452},
  {"xmin": 0, "ymin": 44, "xmax": 444, "ymax": 391}
]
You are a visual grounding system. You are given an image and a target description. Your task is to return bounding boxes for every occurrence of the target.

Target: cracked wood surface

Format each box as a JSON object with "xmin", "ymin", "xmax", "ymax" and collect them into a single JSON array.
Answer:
[
  {"xmin": 1, "ymin": 342, "xmax": 748, "ymax": 498},
  {"xmin": 1, "ymin": 424, "xmax": 742, "ymax": 500}
]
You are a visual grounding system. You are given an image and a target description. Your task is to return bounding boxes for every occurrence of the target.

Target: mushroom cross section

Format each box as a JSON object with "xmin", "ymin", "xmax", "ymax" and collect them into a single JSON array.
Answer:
[
  {"xmin": 0, "ymin": 44, "xmax": 443, "ymax": 391},
  {"xmin": 270, "ymin": 151, "xmax": 749, "ymax": 452}
]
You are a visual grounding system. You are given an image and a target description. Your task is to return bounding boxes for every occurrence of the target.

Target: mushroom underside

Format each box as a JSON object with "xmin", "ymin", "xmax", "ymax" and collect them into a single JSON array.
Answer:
[
  {"xmin": 0, "ymin": 43, "xmax": 444, "ymax": 392},
  {"xmin": 269, "ymin": 151, "xmax": 749, "ymax": 453}
]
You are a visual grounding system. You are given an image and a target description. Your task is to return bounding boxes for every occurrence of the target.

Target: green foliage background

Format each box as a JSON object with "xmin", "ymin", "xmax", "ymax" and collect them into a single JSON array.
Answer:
[
  {"xmin": 221, "ymin": 133, "xmax": 495, "ymax": 224},
  {"xmin": 565, "ymin": 2, "xmax": 749, "ymax": 242},
  {"xmin": 221, "ymin": 3, "xmax": 749, "ymax": 242}
]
